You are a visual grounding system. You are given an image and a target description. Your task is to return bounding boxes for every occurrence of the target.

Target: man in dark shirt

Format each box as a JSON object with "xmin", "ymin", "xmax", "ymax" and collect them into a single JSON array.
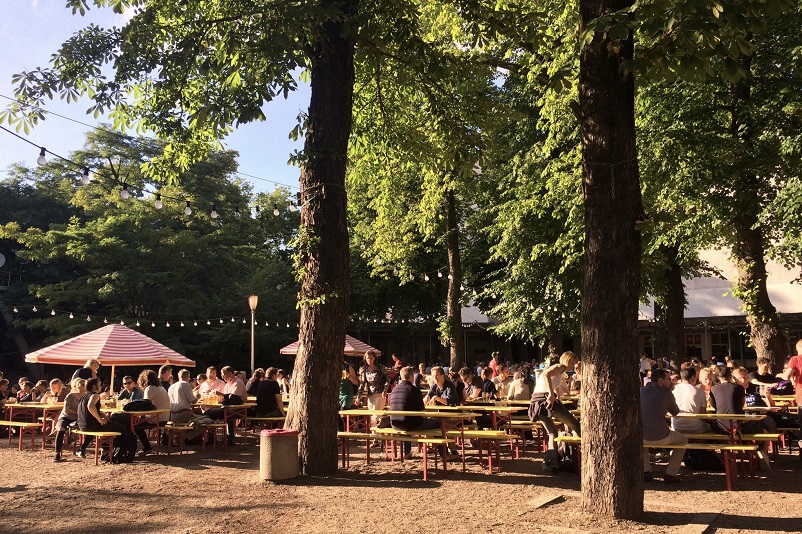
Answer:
[
  {"xmin": 641, "ymin": 369, "xmax": 687, "ymax": 483},
  {"xmin": 255, "ymin": 368, "xmax": 285, "ymax": 418},
  {"xmin": 390, "ymin": 366, "xmax": 440, "ymax": 458},
  {"xmin": 424, "ymin": 367, "xmax": 458, "ymax": 406}
]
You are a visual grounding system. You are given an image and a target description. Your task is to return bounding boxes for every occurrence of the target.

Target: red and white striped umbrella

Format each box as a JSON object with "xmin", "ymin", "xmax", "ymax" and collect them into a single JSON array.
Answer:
[
  {"xmin": 279, "ymin": 334, "xmax": 381, "ymax": 356},
  {"xmin": 25, "ymin": 324, "xmax": 195, "ymax": 367}
]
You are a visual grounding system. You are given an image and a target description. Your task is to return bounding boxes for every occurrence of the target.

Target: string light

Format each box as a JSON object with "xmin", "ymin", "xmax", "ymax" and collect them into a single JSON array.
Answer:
[
  {"xmin": 37, "ymin": 147, "xmax": 46, "ymax": 166},
  {"xmin": 151, "ymin": 321, "xmax": 156, "ymax": 327},
  {"xmin": 273, "ymin": 205, "xmax": 280, "ymax": 216},
  {"xmin": 154, "ymin": 194, "xmax": 163, "ymax": 210},
  {"xmin": 51, "ymin": 309, "xmax": 56, "ymax": 315},
  {"xmin": 180, "ymin": 321, "xmax": 184, "ymax": 327},
  {"xmin": 120, "ymin": 183, "xmax": 130, "ymax": 200},
  {"xmin": 289, "ymin": 204, "xmax": 297, "ymax": 212},
  {"xmin": 119, "ymin": 320, "xmax": 124, "ymax": 325},
  {"xmin": 32, "ymin": 306, "xmax": 37, "ymax": 312},
  {"xmin": 242, "ymin": 318, "xmax": 247, "ymax": 324},
  {"xmin": 81, "ymin": 167, "xmax": 90, "ymax": 185},
  {"xmin": 438, "ymin": 271, "xmax": 443, "ymax": 278},
  {"xmin": 69, "ymin": 312, "xmax": 74, "ymax": 319},
  {"xmin": 104, "ymin": 317, "xmax": 108, "ymax": 324},
  {"xmin": 194, "ymin": 321, "xmax": 198, "ymax": 327},
  {"xmin": 86, "ymin": 315, "xmax": 91, "ymax": 321},
  {"xmin": 219, "ymin": 318, "xmax": 223, "ymax": 324},
  {"xmin": 166, "ymin": 321, "xmax": 171, "ymax": 327},
  {"xmin": 206, "ymin": 320, "xmax": 211, "ymax": 325},
  {"xmin": 231, "ymin": 317, "xmax": 235, "ymax": 322},
  {"xmin": 234, "ymin": 207, "xmax": 241, "ymax": 220},
  {"xmin": 12, "ymin": 307, "xmax": 18, "ymax": 313},
  {"xmin": 184, "ymin": 201, "xmax": 192, "ymax": 216},
  {"xmin": 211, "ymin": 204, "xmax": 218, "ymax": 219},
  {"xmin": 136, "ymin": 320, "xmax": 141, "ymax": 326},
  {"xmin": 424, "ymin": 274, "xmax": 429, "ymax": 281}
]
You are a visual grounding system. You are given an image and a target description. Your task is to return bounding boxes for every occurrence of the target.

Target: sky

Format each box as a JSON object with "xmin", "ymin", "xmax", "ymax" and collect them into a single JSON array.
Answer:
[{"xmin": 0, "ymin": 1, "xmax": 310, "ymax": 194}]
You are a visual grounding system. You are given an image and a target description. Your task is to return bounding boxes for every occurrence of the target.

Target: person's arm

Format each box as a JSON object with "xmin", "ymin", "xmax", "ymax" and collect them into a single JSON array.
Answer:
[
  {"xmin": 666, "ymin": 393, "xmax": 680, "ymax": 416},
  {"xmin": 347, "ymin": 365, "xmax": 359, "ymax": 386},
  {"xmin": 543, "ymin": 364, "xmax": 565, "ymax": 405},
  {"xmin": 781, "ymin": 359, "xmax": 798, "ymax": 381},
  {"xmin": 87, "ymin": 394, "xmax": 107, "ymax": 425},
  {"xmin": 275, "ymin": 392, "xmax": 285, "ymax": 416}
]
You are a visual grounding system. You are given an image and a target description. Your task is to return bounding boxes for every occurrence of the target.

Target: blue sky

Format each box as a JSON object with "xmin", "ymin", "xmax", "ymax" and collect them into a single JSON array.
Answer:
[{"xmin": 0, "ymin": 1, "xmax": 309, "ymax": 193}]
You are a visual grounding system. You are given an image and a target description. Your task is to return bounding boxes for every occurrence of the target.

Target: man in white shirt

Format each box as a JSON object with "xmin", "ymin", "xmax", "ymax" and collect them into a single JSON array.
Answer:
[
  {"xmin": 167, "ymin": 369, "xmax": 204, "ymax": 442},
  {"xmin": 198, "ymin": 366, "xmax": 226, "ymax": 396},
  {"xmin": 671, "ymin": 366, "xmax": 711, "ymax": 433},
  {"xmin": 204, "ymin": 366, "xmax": 247, "ymax": 445}
]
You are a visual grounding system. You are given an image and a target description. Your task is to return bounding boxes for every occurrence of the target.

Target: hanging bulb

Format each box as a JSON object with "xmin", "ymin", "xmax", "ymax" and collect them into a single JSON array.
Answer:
[
  {"xmin": 184, "ymin": 201, "xmax": 192, "ymax": 216},
  {"xmin": 437, "ymin": 271, "xmax": 443, "ymax": 278},
  {"xmin": 81, "ymin": 168, "xmax": 91, "ymax": 185},
  {"xmin": 151, "ymin": 321, "xmax": 156, "ymax": 327},
  {"xmin": 231, "ymin": 317, "xmax": 235, "ymax": 322},
  {"xmin": 255, "ymin": 206, "xmax": 261, "ymax": 218},
  {"xmin": 180, "ymin": 321, "xmax": 184, "ymax": 327},
  {"xmin": 193, "ymin": 321, "xmax": 198, "ymax": 327},
  {"xmin": 154, "ymin": 194, "xmax": 163, "ymax": 210},
  {"xmin": 289, "ymin": 204, "xmax": 297, "ymax": 212},
  {"xmin": 424, "ymin": 274, "xmax": 430, "ymax": 281},
  {"xmin": 219, "ymin": 318, "xmax": 223, "ymax": 324},
  {"xmin": 51, "ymin": 309, "xmax": 56, "ymax": 315},
  {"xmin": 264, "ymin": 321, "xmax": 269, "ymax": 326},
  {"xmin": 273, "ymin": 205, "xmax": 280, "ymax": 216},
  {"xmin": 136, "ymin": 321, "xmax": 141, "ymax": 327},
  {"xmin": 460, "ymin": 284, "xmax": 465, "ymax": 291},
  {"xmin": 234, "ymin": 207, "xmax": 241, "ymax": 220},
  {"xmin": 243, "ymin": 318, "xmax": 247, "ymax": 324},
  {"xmin": 286, "ymin": 323, "xmax": 290, "ymax": 328},
  {"xmin": 32, "ymin": 305, "xmax": 38, "ymax": 312},
  {"xmin": 120, "ymin": 183, "xmax": 130, "ymax": 200},
  {"xmin": 211, "ymin": 204, "xmax": 218, "ymax": 219},
  {"xmin": 119, "ymin": 320, "xmax": 124, "ymax": 325},
  {"xmin": 166, "ymin": 321, "xmax": 171, "ymax": 327},
  {"xmin": 104, "ymin": 317, "xmax": 108, "ymax": 324},
  {"xmin": 69, "ymin": 312, "xmax": 74, "ymax": 319},
  {"xmin": 254, "ymin": 320, "xmax": 258, "ymax": 326},
  {"xmin": 12, "ymin": 307, "xmax": 18, "ymax": 313},
  {"xmin": 37, "ymin": 147, "xmax": 46, "ymax": 166},
  {"xmin": 86, "ymin": 315, "xmax": 91, "ymax": 321},
  {"xmin": 206, "ymin": 320, "xmax": 211, "ymax": 325}
]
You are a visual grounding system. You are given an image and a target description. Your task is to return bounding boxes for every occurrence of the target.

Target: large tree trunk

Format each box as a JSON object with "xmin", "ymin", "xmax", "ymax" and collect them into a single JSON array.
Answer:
[
  {"xmin": 444, "ymin": 189, "xmax": 464, "ymax": 370},
  {"xmin": 653, "ymin": 246, "xmax": 686, "ymax": 362},
  {"xmin": 284, "ymin": 0, "xmax": 355, "ymax": 476},
  {"xmin": 579, "ymin": 0, "xmax": 644, "ymax": 519},
  {"xmin": 728, "ymin": 55, "xmax": 787, "ymax": 363}
]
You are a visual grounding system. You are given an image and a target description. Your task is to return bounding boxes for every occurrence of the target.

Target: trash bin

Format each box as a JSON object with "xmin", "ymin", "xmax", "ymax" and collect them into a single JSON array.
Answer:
[{"xmin": 260, "ymin": 428, "xmax": 299, "ymax": 481}]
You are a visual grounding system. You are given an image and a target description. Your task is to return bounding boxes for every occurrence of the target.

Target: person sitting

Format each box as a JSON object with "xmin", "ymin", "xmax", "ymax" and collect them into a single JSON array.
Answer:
[
  {"xmin": 424, "ymin": 366, "xmax": 459, "ymax": 406},
  {"xmin": 54, "ymin": 378, "xmax": 85, "ymax": 462},
  {"xmin": 276, "ymin": 369, "xmax": 291, "ymax": 395},
  {"xmin": 132, "ymin": 370, "xmax": 170, "ymax": 455},
  {"xmin": 167, "ymin": 369, "xmax": 204, "ymax": 443},
  {"xmin": 159, "ymin": 365, "xmax": 174, "ymax": 390},
  {"xmin": 246, "ymin": 369, "xmax": 264, "ymax": 397},
  {"xmin": 204, "ymin": 366, "xmax": 247, "ymax": 446},
  {"xmin": 41, "ymin": 378, "xmax": 67, "ymax": 403},
  {"xmin": 32, "ymin": 380, "xmax": 49, "ymax": 402},
  {"xmin": 671, "ymin": 366, "xmax": 711, "ymax": 433},
  {"xmin": 641, "ymin": 368, "xmax": 687, "ymax": 483},
  {"xmin": 255, "ymin": 368, "xmax": 286, "ymax": 418},
  {"xmin": 529, "ymin": 352, "xmax": 582, "ymax": 453},
  {"xmin": 506, "ymin": 365, "xmax": 535, "ymax": 401},
  {"xmin": 492, "ymin": 364, "xmax": 513, "ymax": 399},
  {"xmin": 17, "ymin": 381, "xmax": 35, "ymax": 402},
  {"xmin": 193, "ymin": 373, "xmax": 207, "ymax": 395},
  {"xmin": 75, "ymin": 377, "xmax": 129, "ymax": 459},
  {"xmin": 117, "ymin": 376, "xmax": 144, "ymax": 401},
  {"xmin": 459, "ymin": 367, "xmax": 483, "ymax": 401},
  {"xmin": 390, "ymin": 366, "xmax": 441, "ymax": 459},
  {"xmin": 481, "ymin": 367, "xmax": 498, "ymax": 400},
  {"xmin": 413, "ymin": 363, "xmax": 428, "ymax": 390},
  {"xmin": 198, "ymin": 366, "xmax": 226, "ymax": 397}
]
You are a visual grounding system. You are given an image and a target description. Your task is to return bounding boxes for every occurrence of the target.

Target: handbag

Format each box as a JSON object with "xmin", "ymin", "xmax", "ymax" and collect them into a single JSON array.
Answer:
[{"xmin": 123, "ymin": 398, "xmax": 156, "ymax": 412}]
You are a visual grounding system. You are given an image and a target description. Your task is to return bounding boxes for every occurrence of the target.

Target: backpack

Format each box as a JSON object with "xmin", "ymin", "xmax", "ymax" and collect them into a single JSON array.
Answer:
[
  {"xmin": 542, "ymin": 449, "xmax": 562, "ymax": 473},
  {"xmin": 768, "ymin": 380, "xmax": 794, "ymax": 396},
  {"xmin": 101, "ymin": 432, "xmax": 137, "ymax": 464},
  {"xmin": 123, "ymin": 398, "xmax": 156, "ymax": 412},
  {"xmin": 683, "ymin": 449, "xmax": 724, "ymax": 471}
]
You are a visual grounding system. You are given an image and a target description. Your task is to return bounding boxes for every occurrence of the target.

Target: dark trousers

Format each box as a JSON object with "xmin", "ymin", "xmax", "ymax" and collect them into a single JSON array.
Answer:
[{"xmin": 205, "ymin": 407, "xmax": 237, "ymax": 440}]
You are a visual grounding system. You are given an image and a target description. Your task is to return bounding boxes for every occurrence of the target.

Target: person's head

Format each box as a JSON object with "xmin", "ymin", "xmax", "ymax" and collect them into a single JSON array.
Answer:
[
  {"xmin": 159, "ymin": 365, "xmax": 173, "ymax": 382},
  {"xmin": 18, "ymin": 377, "xmax": 28, "ymax": 387},
  {"xmin": 392, "ymin": 354, "xmax": 401, "ymax": 363},
  {"xmin": 178, "ymin": 369, "xmax": 191, "ymax": 382},
  {"xmin": 122, "ymin": 376, "xmax": 136, "ymax": 392},
  {"xmin": 796, "ymin": 338, "xmax": 802, "ymax": 356},
  {"xmin": 497, "ymin": 363, "xmax": 509, "ymax": 379},
  {"xmin": 715, "ymin": 365, "xmax": 731, "ymax": 382},
  {"xmin": 22, "ymin": 381, "xmax": 34, "ymax": 392},
  {"xmin": 73, "ymin": 378, "xmax": 87, "ymax": 394},
  {"xmin": 559, "ymin": 351, "xmax": 578, "ymax": 370},
  {"xmin": 86, "ymin": 377, "xmax": 102, "ymax": 393},
  {"xmin": 418, "ymin": 363, "xmax": 426, "ymax": 373},
  {"xmin": 138, "ymin": 369, "xmax": 160, "ymax": 390},
  {"xmin": 266, "ymin": 367, "xmax": 278, "ymax": 380},
  {"xmin": 277, "ymin": 369, "xmax": 286, "ymax": 380},
  {"xmin": 491, "ymin": 351, "xmax": 500, "ymax": 361},
  {"xmin": 0, "ymin": 379, "xmax": 8, "ymax": 392},
  {"xmin": 252, "ymin": 369, "xmax": 265, "ymax": 381},
  {"xmin": 49, "ymin": 378, "xmax": 63, "ymax": 395},
  {"xmin": 400, "ymin": 366, "xmax": 415, "ymax": 382},
  {"xmin": 756, "ymin": 357, "xmax": 772, "ymax": 373},
  {"xmin": 206, "ymin": 366, "xmax": 218, "ymax": 380},
  {"xmin": 85, "ymin": 359, "xmax": 100, "ymax": 371},
  {"xmin": 680, "ymin": 366, "xmax": 697, "ymax": 385},
  {"xmin": 733, "ymin": 367, "xmax": 749, "ymax": 387},
  {"xmin": 431, "ymin": 366, "xmax": 445, "ymax": 386},
  {"xmin": 698, "ymin": 368, "xmax": 712, "ymax": 389},
  {"xmin": 651, "ymin": 369, "xmax": 672, "ymax": 390},
  {"xmin": 235, "ymin": 370, "xmax": 246, "ymax": 381},
  {"xmin": 458, "ymin": 367, "xmax": 473, "ymax": 382},
  {"xmin": 481, "ymin": 367, "xmax": 493, "ymax": 381},
  {"xmin": 196, "ymin": 373, "xmax": 207, "ymax": 384},
  {"xmin": 35, "ymin": 380, "xmax": 48, "ymax": 393},
  {"xmin": 363, "ymin": 351, "xmax": 377, "ymax": 366},
  {"xmin": 220, "ymin": 366, "xmax": 235, "ymax": 382}
]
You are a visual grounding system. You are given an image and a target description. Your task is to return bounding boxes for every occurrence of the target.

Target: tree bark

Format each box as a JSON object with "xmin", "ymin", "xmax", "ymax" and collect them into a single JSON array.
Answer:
[
  {"xmin": 728, "ymin": 55, "xmax": 787, "ymax": 363},
  {"xmin": 445, "ymin": 189, "xmax": 464, "ymax": 370},
  {"xmin": 653, "ymin": 246, "xmax": 686, "ymax": 362},
  {"xmin": 284, "ymin": 0, "xmax": 355, "ymax": 476},
  {"xmin": 579, "ymin": 0, "xmax": 644, "ymax": 518}
]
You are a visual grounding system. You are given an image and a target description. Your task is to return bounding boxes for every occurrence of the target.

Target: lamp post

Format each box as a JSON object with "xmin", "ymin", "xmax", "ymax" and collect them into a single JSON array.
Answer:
[{"xmin": 248, "ymin": 295, "xmax": 258, "ymax": 372}]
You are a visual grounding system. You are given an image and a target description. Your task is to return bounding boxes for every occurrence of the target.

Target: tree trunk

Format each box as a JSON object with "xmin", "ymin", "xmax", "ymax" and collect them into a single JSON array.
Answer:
[
  {"xmin": 653, "ymin": 246, "xmax": 686, "ymax": 363},
  {"xmin": 728, "ymin": 55, "xmax": 787, "ymax": 363},
  {"xmin": 445, "ymin": 189, "xmax": 464, "ymax": 370},
  {"xmin": 579, "ymin": 0, "xmax": 644, "ymax": 518},
  {"xmin": 284, "ymin": 1, "xmax": 355, "ymax": 476}
]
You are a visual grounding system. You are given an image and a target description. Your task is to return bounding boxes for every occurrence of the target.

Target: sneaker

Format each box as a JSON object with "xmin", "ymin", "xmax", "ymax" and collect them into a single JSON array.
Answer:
[
  {"xmin": 663, "ymin": 474, "xmax": 682, "ymax": 484},
  {"xmin": 75, "ymin": 450, "xmax": 86, "ymax": 459},
  {"xmin": 53, "ymin": 453, "xmax": 63, "ymax": 463},
  {"xmin": 137, "ymin": 448, "xmax": 154, "ymax": 457},
  {"xmin": 643, "ymin": 471, "xmax": 653, "ymax": 483}
]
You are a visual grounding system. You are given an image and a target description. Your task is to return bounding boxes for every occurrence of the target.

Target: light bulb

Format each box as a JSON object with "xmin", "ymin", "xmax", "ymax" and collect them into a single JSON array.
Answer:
[
  {"xmin": 119, "ymin": 320, "xmax": 124, "ymax": 325},
  {"xmin": 235, "ymin": 208, "xmax": 241, "ymax": 220},
  {"xmin": 136, "ymin": 321, "xmax": 140, "ymax": 327},
  {"xmin": 81, "ymin": 168, "xmax": 91, "ymax": 185},
  {"xmin": 264, "ymin": 321, "xmax": 269, "ymax": 326},
  {"xmin": 254, "ymin": 320, "xmax": 258, "ymax": 326},
  {"xmin": 37, "ymin": 147, "xmax": 46, "ymax": 166},
  {"xmin": 166, "ymin": 321, "xmax": 170, "ymax": 327},
  {"xmin": 231, "ymin": 317, "xmax": 235, "ymax": 322},
  {"xmin": 180, "ymin": 321, "xmax": 184, "ymax": 327},
  {"xmin": 32, "ymin": 306, "xmax": 37, "ymax": 312},
  {"xmin": 51, "ymin": 309, "xmax": 56, "ymax": 315},
  {"xmin": 154, "ymin": 194, "xmax": 163, "ymax": 210},
  {"xmin": 69, "ymin": 312, "xmax": 74, "ymax": 319},
  {"xmin": 184, "ymin": 201, "xmax": 192, "ymax": 215},
  {"xmin": 12, "ymin": 307, "xmax": 18, "ymax": 313},
  {"xmin": 289, "ymin": 204, "xmax": 297, "ymax": 212},
  {"xmin": 86, "ymin": 315, "xmax": 91, "ymax": 321},
  {"xmin": 219, "ymin": 318, "xmax": 223, "ymax": 324},
  {"xmin": 438, "ymin": 271, "xmax": 443, "ymax": 278},
  {"xmin": 104, "ymin": 317, "xmax": 108, "ymax": 324},
  {"xmin": 460, "ymin": 284, "xmax": 465, "ymax": 291},
  {"xmin": 211, "ymin": 204, "xmax": 218, "ymax": 219},
  {"xmin": 255, "ymin": 206, "xmax": 261, "ymax": 218},
  {"xmin": 286, "ymin": 323, "xmax": 290, "ymax": 328},
  {"xmin": 424, "ymin": 274, "xmax": 430, "ymax": 281},
  {"xmin": 206, "ymin": 320, "xmax": 211, "ymax": 325},
  {"xmin": 273, "ymin": 205, "xmax": 280, "ymax": 216},
  {"xmin": 243, "ymin": 318, "xmax": 247, "ymax": 324},
  {"xmin": 151, "ymin": 321, "xmax": 155, "ymax": 327},
  {"xmin": 193, "ymin": 321, "xmax": 198, "ymax": 327},
  {"xmin": 120, "ymin": 184, "xmax": 130, "ymax": 200}
]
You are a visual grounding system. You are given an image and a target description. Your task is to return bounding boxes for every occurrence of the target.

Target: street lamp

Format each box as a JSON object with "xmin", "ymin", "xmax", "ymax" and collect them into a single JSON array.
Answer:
[{"xmin": 248, "ymin": 295, "xmax": 259, "ymax": 372}]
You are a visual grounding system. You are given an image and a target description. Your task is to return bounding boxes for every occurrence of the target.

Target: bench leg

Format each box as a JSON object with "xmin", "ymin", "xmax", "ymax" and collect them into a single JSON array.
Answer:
[{"xmin": 422, "ymin": 445, "xmax": 429, "ymax": 481}]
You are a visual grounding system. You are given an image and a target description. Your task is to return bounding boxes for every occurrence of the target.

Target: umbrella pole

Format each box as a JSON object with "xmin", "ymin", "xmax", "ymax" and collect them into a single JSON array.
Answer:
[{"xmin": 110, "ymin": 365, "xmax": 116, "ymax": 395}]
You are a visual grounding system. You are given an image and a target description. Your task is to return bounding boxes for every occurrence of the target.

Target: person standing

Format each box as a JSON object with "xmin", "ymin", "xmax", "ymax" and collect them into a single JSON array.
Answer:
[
  {"xmin": 359, "ymin": 351, "xmax": 388, "ymax": 425},
  {"xmin": 641, "ymin": 368, "xmax": 686, "ymax": 483},
  {"xmin": 488, "ymin": 352, "xmax": 500, "ymax": 378}
]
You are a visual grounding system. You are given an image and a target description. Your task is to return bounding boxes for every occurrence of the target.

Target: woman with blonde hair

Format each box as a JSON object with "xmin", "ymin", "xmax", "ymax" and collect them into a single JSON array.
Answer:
[
  {"xmin": 41, "ymin": 378, "xmax": 67, "ymax": 403},
  {"xmin": 529, "ymin": 351, "xmax": 581, "ymax": 452},
  {"xmin": 71, "ymin": 359, "xmax": 100, "ymax": 382},
  {"xmin": 53, "ymin": 378, "xmax": 86, "ymax": 462}
]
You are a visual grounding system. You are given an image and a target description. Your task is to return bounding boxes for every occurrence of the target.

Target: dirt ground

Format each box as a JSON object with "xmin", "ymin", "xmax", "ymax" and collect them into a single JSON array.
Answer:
[{"xmin": 1, "ymin": 437, "xmax": 801, "ymax": 534}]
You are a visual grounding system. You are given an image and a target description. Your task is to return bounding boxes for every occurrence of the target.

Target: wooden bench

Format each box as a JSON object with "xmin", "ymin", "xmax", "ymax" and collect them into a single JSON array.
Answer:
[
  {"xmin": 249, "ymin": 416, "xmax": 286, "ymax": 431},
  {"xmin": 201, "ymin": 423, "xmax": 227, "ymax": 453},
  {"xmin": 162, "ymin": 423, "xmax": 195, "ymax": 455},
  {"xmin": 445, "ymin": 429, "xmax": 514, "ymax": 473},
  {"xmin": 73, "ymin": 430, "xmax": 122, "ymax": 465},
  {"xmin": 337, "ymin": 431, "xmax": 455, "ymax": 481},
  {"xmin": 0, "ymin": 421, "xmax": 41, "ymax": 451},
  {"xmin": 682, "ymin": 432, "xmax": 782, "ymax": 459},
  {"xmin": 777, "ymin": 427, "xmax": 800, "ymax": 452}
]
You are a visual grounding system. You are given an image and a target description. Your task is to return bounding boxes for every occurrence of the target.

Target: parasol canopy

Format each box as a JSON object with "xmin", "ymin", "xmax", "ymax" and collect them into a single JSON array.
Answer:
[{"xmin": 279, "ymin": 334, "xmax": 381, "ymax": 356}]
